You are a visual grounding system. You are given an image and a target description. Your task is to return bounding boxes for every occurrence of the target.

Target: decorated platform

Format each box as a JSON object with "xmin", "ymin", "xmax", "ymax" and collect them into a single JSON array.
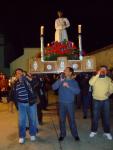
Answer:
[
  {"xmin": 29, "ymin": 25, "xmax": 96, "ymax": 74},
  {"xmin": 29, "ymin": 55, "xmax": 96, "ymax": 73}
]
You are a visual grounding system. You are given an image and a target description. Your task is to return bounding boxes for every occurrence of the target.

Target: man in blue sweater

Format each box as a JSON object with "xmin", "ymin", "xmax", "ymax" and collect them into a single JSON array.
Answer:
[{"xmin": 52, "ymin": 67, "xmax": 80, "ymax": 141}]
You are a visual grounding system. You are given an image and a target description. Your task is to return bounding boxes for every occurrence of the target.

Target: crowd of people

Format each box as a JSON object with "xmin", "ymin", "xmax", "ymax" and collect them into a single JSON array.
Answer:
[
  {"xmin": 52, "ymin": 66, "xmax": 113, "ymax": 141},
  {"xmin": 0, "ymin": 66, "xmax": 113, "ymax": 144},
  {"xmin": 0, "ymin": 72, "xmax": 9, "ymax": 103}
]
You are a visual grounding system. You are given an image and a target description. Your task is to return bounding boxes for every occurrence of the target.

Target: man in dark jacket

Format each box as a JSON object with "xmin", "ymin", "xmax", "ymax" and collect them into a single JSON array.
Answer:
[{"xmin": 9, "ymin": 68, "xmax": 37, "ymax": 144}]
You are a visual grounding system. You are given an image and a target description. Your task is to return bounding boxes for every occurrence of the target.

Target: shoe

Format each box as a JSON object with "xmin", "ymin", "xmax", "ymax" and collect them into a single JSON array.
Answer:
[
  {"xmin": 89, "ymin": 132, "xmax": 97, "ymax": 138},
  {"xmin": 103, "ymin": 133, "xmax": 112, "ymax": 140},
  {"xmin": 58, "ymin": 136, "xmax": 65, "ymax": 141},
  {"xmin": 19, "ymin": 138, "xmax": 25, "ymax": 144},
  {"xmin": 75, "ymin": 136, "xmax": 80, "ymax": 141},
  {"xmin": 30, "ymin": 136, "xmax": 36, "ymax": 141}
]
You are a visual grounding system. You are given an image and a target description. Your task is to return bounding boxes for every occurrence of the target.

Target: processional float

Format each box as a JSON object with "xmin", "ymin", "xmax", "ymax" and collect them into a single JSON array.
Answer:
[{"xmin": 29, "ymin": 25, "xmax": 96, "ymax": 74}]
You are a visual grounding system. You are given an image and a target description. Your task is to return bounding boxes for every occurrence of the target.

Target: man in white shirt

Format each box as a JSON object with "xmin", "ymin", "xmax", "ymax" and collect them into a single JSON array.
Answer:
[{"xmin": 55, "ymin": 10, "xmax": 70, "ymax": 42}]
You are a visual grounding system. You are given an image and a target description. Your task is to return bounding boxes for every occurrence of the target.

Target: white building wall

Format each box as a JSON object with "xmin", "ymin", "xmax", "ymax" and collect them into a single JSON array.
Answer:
[
  {"xmin": 89, "ymin": 45, "xmax": 113, "ymax": 69},
  {"xmin": 10, "ymin": 48, "xmax": 40, "ymax": 75}
]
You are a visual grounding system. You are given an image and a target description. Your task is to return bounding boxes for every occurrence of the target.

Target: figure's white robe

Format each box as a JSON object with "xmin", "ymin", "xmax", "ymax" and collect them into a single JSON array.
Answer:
[{"xmin": 55, "ymin": 18, "xmax": 70, "ymax": 42}]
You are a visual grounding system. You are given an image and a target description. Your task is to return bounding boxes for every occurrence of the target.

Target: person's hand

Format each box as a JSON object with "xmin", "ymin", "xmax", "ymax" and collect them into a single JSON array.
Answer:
[
  {"xmin": 61, "ymin": 78, "xmax": 65, "ymax": 82},
  {"xmin": 72, "ymin": 74, "xmax": 77, "ymax": 79},
  {"xmin": 63, "ymin": 82, "xmax": 69, "ymax": 88},
  {"xmin": 1, "ymin": 87, "xmax": 5, "ymax": 91},
  {"xmin": 27, "ymin": 73, "xmax": 32, "ymax": 77},
  {"xmin": 97, "ymin": 70, "xmax": 101, "ymax": 75},
  {"xmin": 63, "ymin": 21, "xmax": 66, "ymax": 26},
  {"xmin": 105, "ymin": 92, "xmax": 110, "ymax": 97}
]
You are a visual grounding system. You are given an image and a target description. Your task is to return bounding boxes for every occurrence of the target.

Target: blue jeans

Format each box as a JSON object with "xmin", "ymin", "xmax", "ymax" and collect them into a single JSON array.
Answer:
[
  {"xmin": 26, "ymin": 104, "xmax": 39, "ymax": 128},
  {"xmin": 18, "ymin": 102, "xmax": 37, "ymax": 138},
  {"xmin": 59, "ymin": 102, "xmax": 79, "ymax": 137},
  {"xmin": 91, "ymin": 99, "xmax": 110, "ymax": 133}
]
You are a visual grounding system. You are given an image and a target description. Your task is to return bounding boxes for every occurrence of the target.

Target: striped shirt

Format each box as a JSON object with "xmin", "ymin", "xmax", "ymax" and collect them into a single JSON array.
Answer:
[{"xmin": 16, "ymin": 82, "xmax": 29, "ymax": 103}]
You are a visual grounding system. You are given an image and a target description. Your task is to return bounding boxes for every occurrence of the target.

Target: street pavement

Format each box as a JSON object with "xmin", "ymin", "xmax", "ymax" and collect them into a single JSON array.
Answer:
[{"xmin": 0, "ymin": 91, "xmax": 113, "ymax": 150}]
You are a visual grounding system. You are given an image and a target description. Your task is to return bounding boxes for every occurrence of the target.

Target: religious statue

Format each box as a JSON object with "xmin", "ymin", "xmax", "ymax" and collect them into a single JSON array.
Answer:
[{"xmin": 55, "ymin": 10, "xmax": 70, "ymax": 42}]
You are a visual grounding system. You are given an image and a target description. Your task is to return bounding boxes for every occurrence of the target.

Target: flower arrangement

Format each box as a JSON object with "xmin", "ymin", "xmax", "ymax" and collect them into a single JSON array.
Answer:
[{"xmin": 44, "ymin": 40, "xmax": 80, "ymax": 61}]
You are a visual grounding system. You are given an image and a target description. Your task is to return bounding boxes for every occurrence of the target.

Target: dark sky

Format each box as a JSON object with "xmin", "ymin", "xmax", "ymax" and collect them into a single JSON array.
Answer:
[{"xmin": 0, "ymin": 0, "xmax": 113, "ymax": 66}]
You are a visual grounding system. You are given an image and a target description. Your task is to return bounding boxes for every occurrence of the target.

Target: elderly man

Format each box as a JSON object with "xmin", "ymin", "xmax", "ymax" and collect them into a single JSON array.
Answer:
[{"xmin": 89, "ymin": 66, "xmax": 113, "ymax": 140}]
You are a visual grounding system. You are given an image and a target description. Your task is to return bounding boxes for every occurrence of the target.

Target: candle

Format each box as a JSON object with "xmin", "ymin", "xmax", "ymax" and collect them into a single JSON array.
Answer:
[
  {"xmin": 72, "ymin": 42, "xmax": 74, "ymax": 47},
  {"xmin": 78, "ymin": 24, "xmax": 82, "ymax": 33},
  {"xmin": 47, "ymin": 43, "xmax": 50, "ymax": 47},
  {"xmin": 40, "ymin": 26, "xmax": 44, "ymax": 35}
]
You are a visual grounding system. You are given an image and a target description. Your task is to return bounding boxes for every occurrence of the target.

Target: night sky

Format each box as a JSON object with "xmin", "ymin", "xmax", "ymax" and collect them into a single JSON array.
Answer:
[{"xmin": 0, "ymin": 0, "xmax": 113, "ymax": 66}]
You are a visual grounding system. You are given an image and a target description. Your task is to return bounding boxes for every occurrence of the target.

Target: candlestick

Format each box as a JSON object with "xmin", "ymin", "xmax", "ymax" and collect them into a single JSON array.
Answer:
[
  {"xmin": 78, "ymin": 24, "xmax": 82, "ymax": 34},
  {"xmin": 40, "ymin": 36, "xmax": 44, "ymax": 61},
  {"xmin": 78, "ymin": 34, "xmax": 83, "ymax": 60},
  {"xmin": 78, "ymin": 25, "xmax": 83, "ymax": 60},
  {"xmin": 40, "ymin": 26, "xmax": 44, "ymax": 35}
]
